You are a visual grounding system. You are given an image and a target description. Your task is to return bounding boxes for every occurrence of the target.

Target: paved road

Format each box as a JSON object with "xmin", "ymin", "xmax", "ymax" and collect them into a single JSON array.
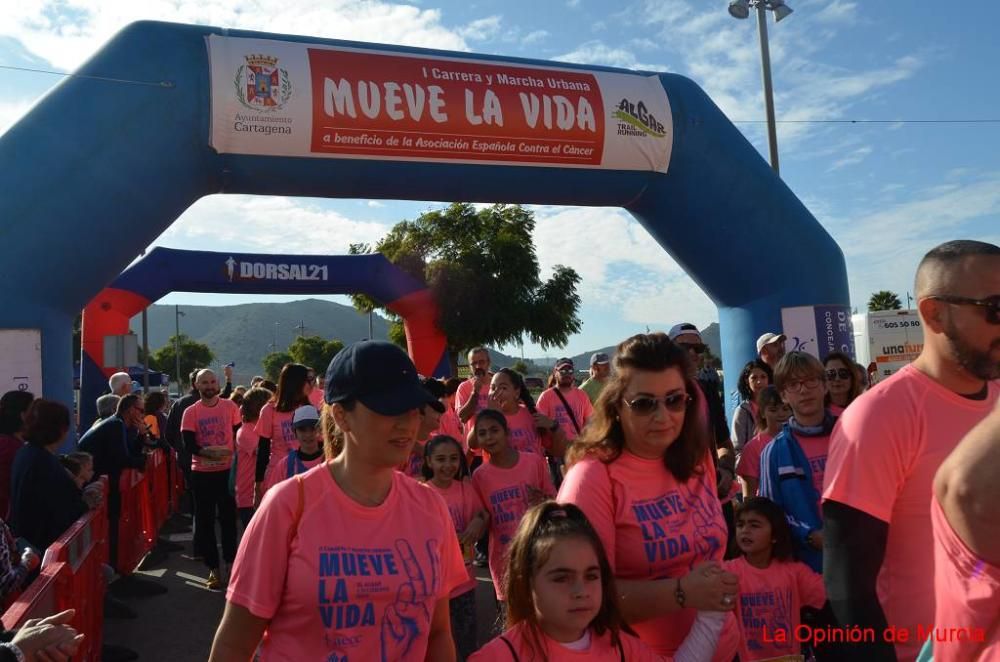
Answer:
[{"xmin": 105, "ymin": 524, "xmax": 502, "ymax": 661}]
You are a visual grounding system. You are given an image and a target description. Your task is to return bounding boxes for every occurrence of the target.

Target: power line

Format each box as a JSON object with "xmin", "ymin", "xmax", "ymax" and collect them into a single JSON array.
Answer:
[
  {"xmin": 0, "ymin": 64, "xmax": 173, "ymax": 88},
  {"xmin": 732, "ymin": 118, "xmax": 1000, "ymax": 124}
]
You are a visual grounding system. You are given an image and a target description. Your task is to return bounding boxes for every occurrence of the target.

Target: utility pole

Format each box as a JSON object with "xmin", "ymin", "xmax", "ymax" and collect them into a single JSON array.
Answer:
[
  {"xmin": 174, "ymin": 306, "xmax": 184, "ymax": 393},
  {"xmin": 141, "ymin": 309, "xmax": 150, "ymax": 394}
]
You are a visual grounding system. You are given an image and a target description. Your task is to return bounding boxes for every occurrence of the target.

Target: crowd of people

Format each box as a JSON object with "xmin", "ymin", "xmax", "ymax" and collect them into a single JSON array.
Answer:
[{"xmin": 1, "ymin": 238, "xmax": 996, "ymax": 661}]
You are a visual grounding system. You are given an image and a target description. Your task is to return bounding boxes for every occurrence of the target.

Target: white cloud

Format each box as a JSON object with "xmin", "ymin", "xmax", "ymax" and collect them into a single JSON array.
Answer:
[
  {"xmin": 458, "ymin": 15, "xmax": 502, "ymax": 42},
  {"xmin": 521, "ymin": 30, "xmax": 549, "ymax": 46},
  {"xmin": 828, "ymin": 145, "xmax": 872, "ymax": 171},
  {"xmin": 0, "ymin": 98, "xmax": 35, "ymax": 135},
  {"xmin": 0, "ymin": 1, "xmax": 471, "ymax": 72},
  {"xmin": 556, "ymin": 40, "xmax": 668, "ymax": 71}
]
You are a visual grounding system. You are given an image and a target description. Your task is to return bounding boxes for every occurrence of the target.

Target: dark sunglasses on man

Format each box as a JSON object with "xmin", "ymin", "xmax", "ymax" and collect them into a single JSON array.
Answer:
[
  {"xmin": 826, "ymin": 368, "xmax": 851, "ymax": 380},
  {"xmin": 926, "ymin": 294, "xmax": 1000, "ymax": 325}
]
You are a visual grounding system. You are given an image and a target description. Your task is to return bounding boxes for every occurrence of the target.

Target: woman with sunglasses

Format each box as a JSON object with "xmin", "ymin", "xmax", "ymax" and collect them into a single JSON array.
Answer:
[
  {"xmin": 823, "ymin": 351, "xmax": 861, "ymax": 415},
  {"xmin": 557, "ymin": 333, "xmax": 740, "ymax": 660}
]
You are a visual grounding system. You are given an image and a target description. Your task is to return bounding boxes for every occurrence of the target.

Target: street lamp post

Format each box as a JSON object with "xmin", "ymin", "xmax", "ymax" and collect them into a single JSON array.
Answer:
[
  {"xmin": 174, "ymin": 305, "xmax": 185, "ymax": 393},
  {"xmin": 728, "ymin": 0, "xmax": 793, "ymax": 175}
]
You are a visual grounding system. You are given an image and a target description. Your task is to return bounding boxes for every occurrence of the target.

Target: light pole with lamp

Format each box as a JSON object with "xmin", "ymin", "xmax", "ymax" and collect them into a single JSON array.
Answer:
[
  {"xmin": 174, "ymin": 305, "xmax": 185, "ymax": 394},
  {"xmin": 727, "ymin": 0, "xmax": 793, "ymax": 176}
]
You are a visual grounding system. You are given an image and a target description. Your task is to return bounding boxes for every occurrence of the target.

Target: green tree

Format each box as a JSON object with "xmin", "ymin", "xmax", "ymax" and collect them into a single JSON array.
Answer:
[
  {"xmin": 350, "ymin": 203, "xmax": 581, "ymax": 370},
  {"xmin": 149, "ymin": 334, "xmax": 214, "ymax": 387},
  {"xmin": 261, "ymin": 351, "xmax": 294, "ymax": 382},
  {"xmin": 287, "ymin": 335, "xmax": 344, "ymax": 372},
  {"xmin": 511, "ymin": 359, "xmax": 530, "ymax": 375},
  {"xmin": 868, "ymin": 290, "xmax": 903, "ymax": 312}
]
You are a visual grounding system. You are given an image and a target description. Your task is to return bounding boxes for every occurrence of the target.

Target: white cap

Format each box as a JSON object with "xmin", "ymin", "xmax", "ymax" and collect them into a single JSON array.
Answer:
[
  {"xmin": 668, "ymin": 322, "xmax": 703, "ymax": 343},
  {"xmin": 292, "ymin": 404, "xmax": 320, "ymax": 428},
  {"xmin": 756, "ymin": 332, "xmax": 787, "ymax": 354}
]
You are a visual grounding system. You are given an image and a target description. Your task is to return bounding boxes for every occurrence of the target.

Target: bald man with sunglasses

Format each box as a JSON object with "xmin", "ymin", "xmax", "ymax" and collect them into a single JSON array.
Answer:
[{"xmin": 822, "ymin": 240, "xmax": 1000, "ymax": 661}]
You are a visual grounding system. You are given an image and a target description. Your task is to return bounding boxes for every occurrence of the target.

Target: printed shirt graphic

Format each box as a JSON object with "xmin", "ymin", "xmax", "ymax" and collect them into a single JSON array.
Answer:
[
  {"xmin": 930, "ymin": 495, "xmax": 1000, "ymax": 662},
  {"xmin": 558, "ymin": 452, "xmax": 740, "ymax": 659},
  {"xmin": 262, "ymin": 450, "xmax": 325, "ymax": 495},
  {"xmin": 797, "ymin": 433, "xmax": 830, "ymax": 496},
  {"xmin": 426, "ymin": 479, "xmax": 480, "ymax": 597},
  {"xmin": 180, "ymin": 399, "xmax": 241, "ymax": 472},
  {"xmin": 722, "ymin": 557, "xmax": 825, "ymax": 661},
  {"xmin": 536, "ymin": 387, "xmax": 594, "ymax": 440},
  {"xmin": 256, "ymin": 403, "xmax": 299, "ymax": 460},
  {"xmin": 235, "ymin": 422, "xmax": 259, "ymax": 508},
  {"xmin": 397, "ymin": 443, "xmax": 426, "ymax": 479},
  {"xmin": 505, "ymin": 406, "xmax": 544, "ymax": 455},
  {"xmin": 822, "ymin": 365, "xmax": 999, "ymax": 662},
  {"xmin": 470, "ymin": 623, "xmax": 663, "ymax": 661},
  {"xmin": 227, "ymin": 465, "xmax": 466, "ymax": 662},
  {"xmin": 736, "ymin": 432, "xmax": 774, "ymax": 486},
  {"xmin": 472, "ymin": 452, "xmax": 555, "ymax": 599}
]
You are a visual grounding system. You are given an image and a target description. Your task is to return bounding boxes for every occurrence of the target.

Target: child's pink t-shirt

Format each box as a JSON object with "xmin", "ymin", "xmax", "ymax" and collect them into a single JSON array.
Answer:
[
  {"xmin": 180, "ymin": 399, "xmax": 241, "ymax": 472},
  {"xmin": 797, "ymin": 433, "xmax": 830, "ymax": 496},
  {"xmin": 227, "ymin": 464, "xmax": 467, "ymax": 661},
  {"xmin": 256, "ymin": 403, "xmax": 299, "ymax": 460},
  {"xmin": 930, "ymin": 495, "xmax": 1000, "ymax": 662},
  {"xmin": 736, "ymin": 432, "xmax": 773, "ymax": 484},
  {"xmin": 398, "ymin": 442, "xmax": 425, "ymax": 479},
  {"xmin": 536, "ymin": 386, "xmax": 594, "ymax": 440},
  {"xmin": 505, "ymin": 406, "xmax": 544, "ymax": 455},
  {"xmin": 722, "ymin": 556, "xmax": 826, "ymax": 661},
  {"xmin": 234, "ymin": 422, "xmax": 259, "ymax": 508},
  {"xmin": 557, "ymin": 452, "xmax": 739, "ymax": 661},
  {"xmin": 308, "ymin": 388, "xmax": 324, "ymax": 410},
  {"xmin": 472, "ymin": 452, "xmax": 555, "ymax": 600},
  {"xmin": 262, "ymin": 450, "xmax": 325, "ymax": 495},
  {"xmin": 822, "ymin": 364, "xmax": 999, "ymax": 662},
  {"xmin": 433, "ymin": 409, "xmax": 466, "ymax": 452},
  {"xmin": 426, "ymin": 479, "xmax": 481, "ymax": 598},
  {"xmin": 469, "ymin": 623, "xmax": 665, "ymax": 661}
]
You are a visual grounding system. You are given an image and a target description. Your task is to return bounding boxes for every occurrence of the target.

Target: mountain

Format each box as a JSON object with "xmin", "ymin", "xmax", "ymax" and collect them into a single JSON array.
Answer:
[
  {"xmin": 129, "ymin": 299, "xmax": 389, "ymax": 384},
  {"xmin": 129, "ymin": 299, "xmax": 720, "ymax": 382}
]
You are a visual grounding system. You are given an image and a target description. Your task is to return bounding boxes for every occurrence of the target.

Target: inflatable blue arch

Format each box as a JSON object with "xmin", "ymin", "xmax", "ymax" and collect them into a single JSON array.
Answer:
[
  {"xmin": 79, "ymin": 247, "xmax": 446, "ymax": 427},
  {"xmin": 0, "ymin": 21, "xmax": 848, "ymax": 425}
]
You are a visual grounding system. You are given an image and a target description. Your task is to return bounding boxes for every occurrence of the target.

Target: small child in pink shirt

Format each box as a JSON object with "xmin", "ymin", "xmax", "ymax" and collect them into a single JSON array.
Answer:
[
  {"xmin": 471, "ymin": 501, "xmax": 724, "ymax": 662},
  {"xmin": 261, "ymin": 405, "xmax": 325, "ymax": 496},
  {"xmin": 471, "ymin": 409, "xmax": 555, "ymax": 602},
  {"xmin": 422, "ymin": 434, "xmax": 487, "ymax": 661},
  {"xmin": 234, "ymin": 386, "xmax": 272, "ymax": 528},
  {"xmin": 724, "ymin": 497, "xmax": 826, "ymax": 662},
  {"xmin": 736, "ymin": 386, "xmax": 791, "ymax": 498}
]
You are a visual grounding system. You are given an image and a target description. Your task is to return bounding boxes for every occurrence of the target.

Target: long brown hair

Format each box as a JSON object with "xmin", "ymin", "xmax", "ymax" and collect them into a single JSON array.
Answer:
[
  {"xmin": 503, "ymin": 501, "xmax": 632, "ymax": 660},
  {"xmin": 273, "ymin": 363, "xmax": 311, "ymax": 413},
  {"xmin": 823, "ymin": 351, "xmax": 861, "ymax": 407},
  {"xmin": 566, "ymin": 332, "xmax": 710, "ymax": 481}
]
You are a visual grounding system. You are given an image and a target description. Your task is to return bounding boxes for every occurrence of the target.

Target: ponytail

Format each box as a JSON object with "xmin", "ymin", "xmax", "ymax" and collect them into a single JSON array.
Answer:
[{"xmin": 497, "ymin": 367, "xmax": 536, "ymax": 414}]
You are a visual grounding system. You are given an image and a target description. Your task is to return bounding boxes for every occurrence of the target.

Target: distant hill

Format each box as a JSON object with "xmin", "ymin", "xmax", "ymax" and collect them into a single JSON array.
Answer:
[{"xmin": 129, "ymin": 299, "xmax": 719, "ymax": 382}]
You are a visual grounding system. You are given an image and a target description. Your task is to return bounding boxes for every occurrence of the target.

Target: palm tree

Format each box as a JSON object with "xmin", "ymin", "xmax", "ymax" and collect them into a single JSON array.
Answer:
[{"xmin": 868, "ymin": 290, "xmax": 903, "ymax": 312}]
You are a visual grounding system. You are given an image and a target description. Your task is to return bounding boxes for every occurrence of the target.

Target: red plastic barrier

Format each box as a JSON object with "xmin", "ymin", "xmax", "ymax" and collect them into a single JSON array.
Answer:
[
  {"xmin": 2, "ymin": 478, "xmax": 110, "ymax": 662},
  {"xmin": 116, "ymin": 466, "xmax": 153, "ymax": 575},
  {"xmin": 169, "ymin": 449, "xmax": 185, "ymax": 514},
  {"xmin": 142, "ymin": 451, "xmax": 169, "ymax": 540}
]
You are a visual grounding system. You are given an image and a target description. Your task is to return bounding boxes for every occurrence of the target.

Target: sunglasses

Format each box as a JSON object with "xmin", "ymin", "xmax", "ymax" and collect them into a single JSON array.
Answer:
[
  {"xmin": 826, "ymin": 368, "xmax": 851, "ymax": 380},
  {"xmin": 557, "ymin": 367, "xmax": 575, "ymax": 374},
  {"xmin": 681, "ymin": 343, "xmax": 706, "ymax": 355},
  {"xmin": 926, "ymin": 295, "xmax": 1000, "ymax": 325},
  {"xmin": 623, "ymin": 392, "xmax": 691, "ymax": 415}
]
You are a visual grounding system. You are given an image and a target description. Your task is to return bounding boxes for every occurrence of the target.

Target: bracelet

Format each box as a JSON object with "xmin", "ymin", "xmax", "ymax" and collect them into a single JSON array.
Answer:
[{"xmin": 675, "ymin": 576, "xmax": 686, "ymax": 608}]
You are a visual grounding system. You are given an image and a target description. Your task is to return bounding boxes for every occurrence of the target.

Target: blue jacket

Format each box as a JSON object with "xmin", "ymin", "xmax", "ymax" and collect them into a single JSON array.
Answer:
[{"xmin": 758, "ymin": 413, "xmax": 837, "ymax": 572}]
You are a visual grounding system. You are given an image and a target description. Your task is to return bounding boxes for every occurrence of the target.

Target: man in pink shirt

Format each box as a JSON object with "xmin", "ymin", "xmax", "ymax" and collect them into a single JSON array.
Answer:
[
  {"xmin": 455, "ymin": 347, "xmax": 493, "ymax": 429},
  {"xmin": 536, "ymin": 358, "xmax": 593, "ymax": 441},
  {"xmin": 823, "ymin": 240, "xmax": 1000, "ymax": 661}
]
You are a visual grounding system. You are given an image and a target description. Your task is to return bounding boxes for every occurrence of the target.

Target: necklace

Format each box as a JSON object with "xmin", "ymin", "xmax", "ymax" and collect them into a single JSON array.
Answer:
[{"xmin": 328, "ymin": 464, "xmax": 390, "ymax": 507}]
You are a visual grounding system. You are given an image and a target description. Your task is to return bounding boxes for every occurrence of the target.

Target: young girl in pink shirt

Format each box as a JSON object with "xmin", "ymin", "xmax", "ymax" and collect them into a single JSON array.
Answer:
[
  {"xmin": 736, "ymin": 387, "xmax": 791, "ymax": 498},
  {"xmin": 723, "ymin": 497, "xmax": 826, "ymax": 662},
  {"xmin": 422, "ymin": 434, "xmax": 487, "ymax": 661},
  {"xmin": 234, "ymin": 387, "xmax": 271, "ymax": 528},
  {"xmin": 471, "ymin": 502, "xmax": 725, "ymax": 661},
  {"xmin": 471, "ymin": 409, "xmax": 556, "ymax": 604}
]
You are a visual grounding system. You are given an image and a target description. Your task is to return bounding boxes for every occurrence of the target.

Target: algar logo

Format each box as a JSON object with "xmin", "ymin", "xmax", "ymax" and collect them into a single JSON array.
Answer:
[{"xmin": 613, "ymin": 99, "xmax": 666, "ymax": 138}]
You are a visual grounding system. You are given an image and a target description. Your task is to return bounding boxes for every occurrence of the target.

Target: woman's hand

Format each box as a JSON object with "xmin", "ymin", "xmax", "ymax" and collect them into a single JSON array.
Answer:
[
  {"xmin": 458, "ymin": 517, "xmax": 485, "ymax": 547},
  {"xmin": 680, "ymin": 561, "xmax": 739, "ymax": 611},
  {"xmin": 12, "ymin": 609, "xmax": 84, "ymax": 662},
  {"xmin": 532, "ymin": 413, "xmax": 556, "ymax": 431}
]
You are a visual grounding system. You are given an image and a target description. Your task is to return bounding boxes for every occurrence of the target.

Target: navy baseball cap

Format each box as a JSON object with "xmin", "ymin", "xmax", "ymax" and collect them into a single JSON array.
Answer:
[{"xmin": 324, "ymin": 341, "xmax": 437, "ymax": 416}]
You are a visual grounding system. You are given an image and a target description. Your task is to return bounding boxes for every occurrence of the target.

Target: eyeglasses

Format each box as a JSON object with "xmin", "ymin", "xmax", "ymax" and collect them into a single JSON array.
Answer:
[
  {"xmin": 783, "ymin": 377, "xmax": 822, "ymax": 393},
  {"xmin": 557, "ymin": 368, "xmax": 575, "ymax": 374},
  {"xmin": 825, "ymin": 368, "xmax": 851, "ymax": 381},
  {"xmin": 926, "ymin": 295, "xmax": 1000, "ymax": 325},
  {"xmin": 623, "ymin": 392, "xmax": 691, "ymax": 415}
]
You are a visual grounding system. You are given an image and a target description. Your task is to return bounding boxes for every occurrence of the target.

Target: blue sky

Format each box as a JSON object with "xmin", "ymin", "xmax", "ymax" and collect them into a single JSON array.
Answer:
[{"xmin": 2, "ymin": 0, "xmax": 998, "ymax": 358}]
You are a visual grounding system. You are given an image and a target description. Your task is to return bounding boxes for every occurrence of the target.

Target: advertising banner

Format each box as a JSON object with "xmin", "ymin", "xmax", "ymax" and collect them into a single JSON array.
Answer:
[
  {"xmin": 866, "ymin": 310, "xmax": 923, "ymax": 381},
  {"xmin": 780, "ymin": 305, "xmax": 855, "ymax": 361},
  {"xmin": 0, "ymin": 329, "xmax": 43, "ymax": 396},
  {"xmin": 208, "ymin": 36, "xmax": 672, "ymax": 172}
]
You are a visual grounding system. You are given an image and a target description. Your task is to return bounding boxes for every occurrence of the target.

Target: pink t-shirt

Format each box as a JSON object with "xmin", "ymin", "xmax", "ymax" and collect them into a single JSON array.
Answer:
[
  {"xmin": 470, "ymin": 623, "xmax": 665, "ymax": 661},
  {"xmin": 472, "ymin": 452, "xmax": 555, "ymax": 600},
  {"xmin": 398, "ymin": 442, "xmax": 426, "ymax": 479},
  {"xmin": 823, "ymin": 364, "xmax": 999, "ymax": 662},
  {"xmin": 505, "ymin": 406, "xmax": 544, "ymax": 455},
  {"xmin": 722, "ymin": 556, "xmax": 826, "ymax": 661},
  {"xmin": 455, "ymin": 378, "xmax": 491, "ymax": 418},
  {"xmin": 256, "ymin": 403, "xmax": 299, "ymax": 460},
  {"xmin": 262, "ymin": 450, "xmax": 325, "ymax": 495},
  {"xmin": 180, "ymin": 399, "xmax": 241, "ymax": 472},
  {"xmin": 227, "ymin": 464, "xmax": 466, "ymax": 661},
  {"xmin": 558, "ymin": 453, "xmax": 739, "ymax": 660},
  {"xmin": 426, "ymin": 479, "xmax": 481, "ymax": 598},
  {"xmin": 234, "ymin": 423, "xmax": 259, "ymax": 508},
  {"xmin": 931, "ymin": 495, "xmax": 1000, "ymax": 662},
  {"xmin": 433, "ymin": 409, "xmax": 466, "ymax": 452},
  {"xmin": 536, "ymin": 387, "xmax": 593, "ymax": 440},
  {"xmin": 797, "ymin": 433, "xmax": 830, "ymax": 496},
  {"xmin": 308, "ymin": 388, "xmax": 324, "ymax": 410},
  {"xmin": 736, "ymin": 432, "xmax": 773, "ymax": 485},
  {"xmin": 828, "ymin": 403, "xmax": 846, "ymax": 417}
]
